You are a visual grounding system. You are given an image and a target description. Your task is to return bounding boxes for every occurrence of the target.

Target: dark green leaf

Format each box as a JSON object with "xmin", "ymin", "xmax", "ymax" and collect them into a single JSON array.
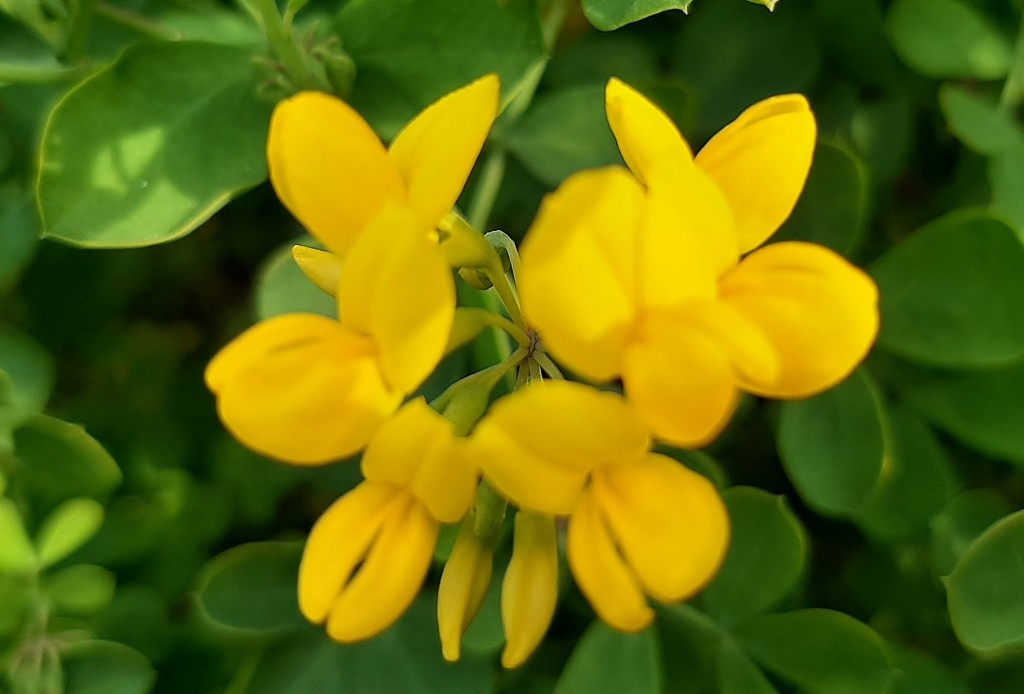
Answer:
[
  {"xmin": 989, "ymin": 137, "xmax": 1024, "ymax": 233},
  {"xmin": 38, "ymin": 41, "xmax": 271, "ymax": 247},
  {"xmin": 581, "ymin": 0, "xmax": 691, "ymax": 31},
  {"xmin": 0, "ymin": 185, "xmax": 39, "ymax": 284},
  {"xmin": 554, "ymin": 621, "xmax": 661, "ymax": 694},
  {"xmin": 930, "ymin": 489, "xmax": 1014, "ymax": 576},
  {"xmin": 717, "ymin": 638, "xmax": 778, "ymax": 694},
  {"xmin": 256, "ymin": 240, "xmax": 336, "ymax": 320},
  {"xmin": 63, "ymin": 640, "xmax": 155, "ymax": 694},
  {"xmin": 886, "ymin": 645, "xmax": 968, "ymax": 694}
]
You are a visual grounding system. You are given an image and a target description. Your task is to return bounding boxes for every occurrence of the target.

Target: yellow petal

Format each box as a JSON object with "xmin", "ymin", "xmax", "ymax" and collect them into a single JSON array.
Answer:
[
  {"xmin": 567, "ymin": 488, "xmax": 653, "ymax": 632},
  {"xmin": 622, "ymin": 314, "xmax": 739, "ymax": 447},
  {"xmin": 696, "ymin": 94, "xmax": 817, "ymax": 253},
  {"xmin": 298, "ymin": 481, "xmax": 401, "ymax": 623},
  {"xmin": 337, "ymin": 204, "xmax": 455, "ymax": 392},
  {"xmin": 473, "ymin": 382, "xmax": 649, "ymax": 515},
  {"xmin": 361, "ymin": 398, "xmax": 477, "ymax": 523},
  {"xmin": 502, "ymin": 512, "xmax": 558, "ymax": 669},
  {"xmin": 291, "ymin": 245, "xmax": 344, "ymax": 296},
  {"xmin": 326, "ymin": 493, "xmax": 438, "ymax": 642},
  {"xmin": 719, "ymin": 241, "xmax": 879, "ymax": 398},
  {"xmin": 605, "ymin": 78, "xmax": 693, "ymax": 185},
  {"xmin": 205, "ymin": 314, "xmax": 400, "ymax": 464},
  {"xmin": 668, "ymin": 302, "xmax": 780, "ymax": 388},
  {"xmin": 438, "ymin": 515, "xmax": 495, "ymax": 662},
  {"xmin": 593, "ymin": 455, "xmax": 729, "ymax": 603},
  {"xmin": 267, "ymin": 91, "xmax": 405, "ymax": 255},
  {"xmin": 519, "ymin": 167, "xmax": 642, "ymax": 382},
  {"xmin": 389, "ymin": 74, "xmax": 500, "ymax": 230}
]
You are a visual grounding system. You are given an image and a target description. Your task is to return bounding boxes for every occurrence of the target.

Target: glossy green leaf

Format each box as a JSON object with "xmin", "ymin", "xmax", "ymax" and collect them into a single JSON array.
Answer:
[
  {"xmin": 336, "ymin": 0, "xmax": 545, "ymax": 138},
  {"xmin": 938, "ymin": 84, "xmax": 1019, "ymax": 156},
  {"xmin": 947, "ymin": 510, "xmax": 1024, "ymax": 651},
  {"xmin": 777, "ymin": 370, "xmax": 886, "ymax": 515},
  {"xmin": 256, "ymin": 241, "xmax": 336, "ymax": 320},
  {"xmin": 196, "ymin": 540, "xmax": 305, "ymax": 633},
  {"xmin": 717, "ymin": 639, "xmax": 778, "ymax": 694},
  {"xmin": 44, "ymin": 563, "xmax": 116, "ymax": 615},
  {"xmin": 554, "ymin": 622, "xmax": 661, "ymax": 694},
  {"xmin": 581, "ymin": 0, "xmax": 691, "ymax": 31},
  {"xmin": 700, "ymin": 487, "xmax": 807, "ymax": 626},
  {"xmin": 35, "ymin": 497, "xmax": 105, "ymax": 568},
  {"xmin": 63, "ymin": 640, "xmax": 156, "ymax": 694},
  {"xmin": 885, "ymin": 0, "xmax": 1012, "ymax": 79},
  {"xmin": 38, "ymin": 41, "xmax": 271, "ymax": 247},
  {"xmin": 870, "ymin": 211, "xmax": 1024, "ymax": 367},
  {"xmin": 0, "ymin": 496, "xmax": 35, "ymax": 572},
  {"xmin": 930, "ymin": 489, "xmax": 1013, "ymax": 576},
  {"xmin": 736, "ymin": 609, "xmax": 894, "ymax": 694},
  {"xmin": 506, "ymin": 85, "xmax": 622, "ymax": 187}
]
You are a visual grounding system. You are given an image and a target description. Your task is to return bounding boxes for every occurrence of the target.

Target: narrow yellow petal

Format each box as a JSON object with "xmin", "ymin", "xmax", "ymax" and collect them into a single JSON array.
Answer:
[
  {"xmin": 502, "ymin": 512, "xmax": 558, "ymax": 669},
  {"xmin": 519, "ymin": 167, "xmax": 642, "ymax": 382},
  {"xmin": 622, "ymin": 314, "xmax": 739, "ymax": 447},
  {"xmin": 719, "ymin": 241, "xmax": 879, "ymax": 398},
  {"xmin": 389, "ymin": 74, "xmax": 500, "ymax": 230},
  {"xmin": 438, "ymin": 515, "xmax": 495, "ymax": 662},
  {"xmin": 326, "ymin": 494, "xmax": 438, "ymax": 642},
  {"xmin": 298, "ymin": 481, "xmax": 401, "ymax": 623},
  {"xmin": 205, "ymin": 314, "xmax": 400, "ymax": 464},
  {"xmin": 696, "ymin": 94, "xmax": 817, "ymax": 253},
  {"xmin": 291, "ymin": 245, "xmax": 344, "ymax": 296},
  {"xmin": 337, "ymin": 204, "xmax": 455, "ymax": 392},
  {"xmin": 605, "ymin": 78, "xmax": 693, "ymax": 185},
  {"xmin": 267, "ymin": 91, "xmax": 405, "ymax": 255},
  {"xmin": 567, "ymin": 489, "xmax": 653, "ymax": 632},
  {"xmin": 593, "ymin": 455, "xmax": 729, "ymax": 603}
]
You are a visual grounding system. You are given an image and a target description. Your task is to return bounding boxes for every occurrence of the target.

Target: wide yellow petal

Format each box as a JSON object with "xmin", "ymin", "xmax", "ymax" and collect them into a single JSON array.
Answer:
[
  {"xmin": 291, "ymin": 245, "xmax": 344, "ymax": 296},
  {"xmin": 267, "ymin": 91, "xmax": 405, "ymax": 255},
  {"xmin": 205, "ymin": 314, "xmax": 400, "ymax": 464},
  {"xmin": 326, "ymin": 493, "xmax": 438, "ymax": 642},
  {"xmin": 389, "ymin": 74, "xmax": 500, "ymax": 230},
  {"xmin": 337, "ymin": 204, "xmax": 455, "ymax": 392},
  {"xmin": 719, "ymin": 241, "xmax": 879, "ymax": 398},
  {"xmin": 298, "ymin": 481, "xmax": 401, "ymax": 623},
  {"xmin": 437, "ymin": 515, "xmax": 495, "ymax": 662},
  {"xmin": 696, "ymin": 94, "xmax": 817, "ymax": 253},
  {"xmin": 362, "ymin": 398, "xmax": 477, "ymax": 523},
  {"xmin": 605, "ymin": 78, "xmax": 693, "ymax": 185},
  {"xmin": 593, "ymin": 455, "xmax": 729, "ymax": 603},
  {"xmin": 622, "ymin": 314, "xmax": 739, "ymax": 447},
  {"xmin": 519, "ymin": 167, "xmax": 642, "ymax": 382},
  {"xmin": 502, "ymin": 512, "xmax": 558, "ymax": 669},
  {"xmin": 567, "ymin": 488, "xmax": 653, "ymax": 632}
]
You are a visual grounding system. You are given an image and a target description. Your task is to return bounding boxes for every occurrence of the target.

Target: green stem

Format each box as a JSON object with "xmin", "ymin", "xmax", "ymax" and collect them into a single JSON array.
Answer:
[
  {"xmin": 1000, "ymin": 13, "xmax": 1024, "ymax": 113},
  {"xmin": 473, "ymin": 480, "xmax": 507, "ymax": 539},
  {"xmin": 251, "ymin": 0, "xmax": 316, "ymax": 90},
  {"xmin": 430, "ymin": 347, "xmax": 528, "ymax": 419},
  {"xmin": 484, "ymin": 260, "xmax": 525, "ymax": 327},
  {"xmin": 485, "ymin": 230, "xmax": 522, "ymax": 285},
  {"xmin": 94, "ymin": 2, "xmax": 181, "ymax": 41},
  {"xmin": 477, "ymin": 309, "xmax": 530, "ymax": 347},
  {"xmin": 533, "ymin": 352, "xmax": 564, "ymax": 379},
  {"xmin": 467, "ymin": 146, "xmax": 507, "ymax": 231}
]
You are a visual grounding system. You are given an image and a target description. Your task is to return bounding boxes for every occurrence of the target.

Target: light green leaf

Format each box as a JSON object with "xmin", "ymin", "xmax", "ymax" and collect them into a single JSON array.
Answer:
[
  {"xmin": 0, "ymin": 496, "xmax": 36, "ymax": 572},
  {"xmin": 554, "ymin": 622, "xmax": 661, "ymax": 694},
  {"xmin": 700, "ymin": 487, "xmax": 807, "ymax": 626},
  {"xmin": 777, "ymin": 370, "xmax": 886, "ymax": 515},
  {"xmin": 256, "ymin": 241, "xmax": 336, "ymax": 320},
  {"xmin": 582, "ymin": 0, "xmax": 691, "ymax": 31},
  {"xmin": 885, "ymin": 0, "xmax": 1012, "ymax": 79},
  {"xmin": 870, "ymin": 211, "xmax": 1024, "ymax": 367},
  {"xmin": 736, "ymin": 609, "xmax": 894, "ymax": 694},
  {"xmin": 35, "ymin": 497, "xmax": 105, "ymax": 568},
  {"xmin": 939, "ymin": 84, "xmax": 1019, "ymax": 156},
  {"xmin": 44, "ymin": 564, "xmax": 116, "ymax": 615},
  {"xmin": 947, "ymin": 510, "xmax": 1024, "ymax": 651},
  {"xmin": 38, "ymin": 41, "xmax": 271, "ymax": 247},
  {"xmin": 0, "ymin": 323, "xmax": 54, "ymax": 415},
  {"xmin": 63, "ymin": 640, "xmax": 155, "ymax": 694}
]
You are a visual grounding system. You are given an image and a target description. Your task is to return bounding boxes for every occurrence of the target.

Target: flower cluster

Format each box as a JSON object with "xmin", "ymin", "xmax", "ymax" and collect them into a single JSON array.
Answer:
[{"xmin": 206, "ymin": 74, "xmax": 879, "ymax": 667}]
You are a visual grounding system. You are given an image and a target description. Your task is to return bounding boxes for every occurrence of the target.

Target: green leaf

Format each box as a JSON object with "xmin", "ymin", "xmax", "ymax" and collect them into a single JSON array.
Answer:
[
  {"xmin": 0, "ymin": 185, "xmax": 39, "ymax": 284},
  {"xmin": 930, "ymin": 489, "xmax": 1013, "ymax": 576},
  {"xmin": 736, "ymin": 609, "xmax": 894, "ymax": 694},
  {"xmin": 11, "ymin": 414, "xmax": 121, "ymax": 513},
  {"xmin": 0, "ymin": 496, "xmax": 36, "ymax": 572},
  {"xmin": 777, "ymin": 370, "xmax": 886, "ymax": 515},
  {"xmin": 581, "ymin": 0, "xmax": 692, "ymax": 31},
  {"xmin": 35, "ymin": 497, "xmax": 105, "ymax": 568},
  {"xmin": 885, "ymin": 0, "xmax": 1012, "ymax": 79},
  {"xmin": 0, "ymin": 323, "xmax": 54, "ymax": 415},
  {"xmin": 699, "ymin": 487, "xmax": 807, "ymax": 626},
  {"xmin": 554, "ymin": 622, "xmax": 661, "ymax": 694},
  {"xmin": 38, "ymin": 41, "xmax": 271, "ymax": 247},
  {"xmin": 989, "ymin": 137, "xmax": 1024, "ymax": 234},
  {"xmin": 196, "ymin": 540, "xmax": 306, "ymax": 633},
  {"xmin": 336, "ymin": 0, "xmax": 545, "ymax": 138},
  {"xmin": 62, "ymin": 640, "xmax": 155, "ymax": 694},
  {"xmin": 717, "ymin": 639, "xmax": 778, "ymax": 694},
  {"xmin": 870, "ymin": 211, "xmax": 1024, "ymax": 367},
  {"xmin": 938, "ymin": 84, "xmax": 1019, "ymax": 156},
  {"xmin": 44, "ymin": 564, "xmax": 116, "ymax": 615},
  {"xmin": 506, "ymin": 85, "xmax": 623, "ymax": 187},
  {"xmin": 886, "ymin": 646, "xmax": 968, "ymax": 694},
  {"xmin": 256, "ymin": 241, "xmax": 336, "ymax": 320},
  {"xmin": 947, "ymin": 510, "xmax": 1024, "ymax": 651}
]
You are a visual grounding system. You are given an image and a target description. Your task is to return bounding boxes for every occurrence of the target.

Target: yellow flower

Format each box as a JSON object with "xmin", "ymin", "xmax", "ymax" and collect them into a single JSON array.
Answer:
[
  {"xmin": 299, "ymin": 398, "xmax": 477, "ymax": 642},
  {"xmin": 471, "ymin": 382, "xmax": 729, "ymax": 632},
  {"xmin": 205, "ymin": 205, "xmax": 454, "ymax": 464},
  {"xmin": 519, "ymin": 79, "xmax": 879, "ymax": 446},
  {"xmin": 438, "ymin": 510, "xmax": 558, "ymax": 668},
  {"xmin": 267, "ymin": 74, "xmax": 500, "ymax": 259}
]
